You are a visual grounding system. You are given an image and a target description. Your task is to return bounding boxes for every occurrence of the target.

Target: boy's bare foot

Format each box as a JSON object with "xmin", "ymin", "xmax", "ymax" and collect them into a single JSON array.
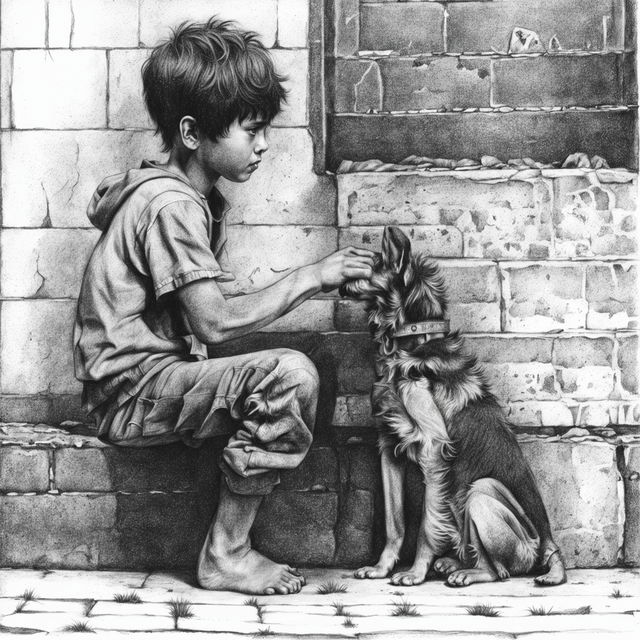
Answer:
[
  {"xmin": 535, "ymin": 550, "xmax": 567, "ymax": 586},
  {"xmin": 197, "ymin": 544, "xmax": 305, "ymax": 594}
]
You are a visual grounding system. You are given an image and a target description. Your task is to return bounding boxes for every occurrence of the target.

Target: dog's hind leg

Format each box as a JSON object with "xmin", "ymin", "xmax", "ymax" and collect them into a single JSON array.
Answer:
[{"xmin": 354, "ymin": 447, "xmax": 406, "ymax": 579}]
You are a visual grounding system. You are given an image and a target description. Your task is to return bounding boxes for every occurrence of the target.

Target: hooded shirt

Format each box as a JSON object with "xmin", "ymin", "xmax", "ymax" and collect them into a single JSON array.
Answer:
[{"xmin": 74, "ymin": 161, "xmax": 233, "ymax": 413}]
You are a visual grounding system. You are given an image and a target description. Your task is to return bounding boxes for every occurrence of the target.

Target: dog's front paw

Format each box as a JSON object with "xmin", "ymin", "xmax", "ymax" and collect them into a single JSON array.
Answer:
[
  {"xmin": 434, "ymin": 556, "xmax": 461, "ymax": 576},
  {"xmin": 354, "ymin": 565, "xmax": 392, "ymax": 579},
  {"xmin": 389, "ymin": 570, "xmax": 426, "ymax": 586}
]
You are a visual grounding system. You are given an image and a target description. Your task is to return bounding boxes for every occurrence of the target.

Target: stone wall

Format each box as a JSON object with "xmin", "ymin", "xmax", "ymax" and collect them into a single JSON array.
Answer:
[{"xmin": 0, "ymin": 0, "xmax": 638, "ymax": 570}]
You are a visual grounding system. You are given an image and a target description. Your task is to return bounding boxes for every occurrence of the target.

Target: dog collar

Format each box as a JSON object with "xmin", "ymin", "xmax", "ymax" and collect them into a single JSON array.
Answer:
[{"xmin": 392, "ymin": 320, "xmax": 449, "ymax": 339}]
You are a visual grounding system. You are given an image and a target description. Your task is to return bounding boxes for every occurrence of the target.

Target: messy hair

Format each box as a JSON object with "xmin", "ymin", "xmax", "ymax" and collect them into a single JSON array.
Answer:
[{"xmin": 142, "ymin": 17, "xmax": 287, "ymax": 150}]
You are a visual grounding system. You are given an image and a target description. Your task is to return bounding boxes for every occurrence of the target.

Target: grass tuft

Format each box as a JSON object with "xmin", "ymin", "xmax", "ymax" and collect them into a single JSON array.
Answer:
[
  {"xmin": 316, "ymin": 580, "xmax": 348, "ymax": 595},
  {"xmin": 63, "ymin": 621, "xmax": 94, "ymax": 633},
  {"xmin": 113, "ymin": 591, "xmax": 142, "ymax": 604},
  {"xmin": 332, "ymin": 601, "xmax": 347, "ymax": 616},
  {"xmin": 391, "ymin": 599, "xmax": 420, "ymax": 617},
  {"xmin": 529, "ymin": 606, "xmax": 552, "ymax": 616},
  {"xmin": 255, "ymin": 627, "xmax": 274, "ymax": 636},
  {"xmin": 342, "ymin": 615, "xmax": 356, "ymax": 628},
  {"xmin": 244, "ymin": 597, "xmax": 265, "ymax": 622},
  {"xmin": 611, "ymin": 588, "xmax": 630, "ymax": 598},
  {"xmin": 168, "ymin": 597, "xmax": 194, "ymax": 629},
  {"xmin": 466, "ymin": 604, "xmax": 500, "ymax": 617},
  {"xmin": 15, "ymin": 589, "xmax": 37, "ymax": 612}
]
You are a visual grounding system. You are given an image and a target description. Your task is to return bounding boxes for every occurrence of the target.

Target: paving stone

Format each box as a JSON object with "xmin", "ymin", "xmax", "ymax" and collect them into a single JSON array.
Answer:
[
  {"xmin": 446, "ymin": 0, "xmax": 624, "ymax": 53},
  {"xmin": 334, "ymin": 59, "xmax": 382, "ymax": 113},
  {"xmin": 503, "ymin": 264, "xmax": 587, "ymax": 332},
  {"xmin": 0, "ymin": 569, "xmax": 51, "ymax": 597},
  {"xmin": 0, "ymin": 447, "xmax": 49, "ymax": 492},
  {"xmin": 359, "ymin": 2, "xmax": 444, "ymax": 53},
  {"xmin": 1, "ymin": 130, "xmax": 165, "ymax": 228},
  {"xmin": 0, "ymin": 598, "xmax": 21, "ymax": 615},
  {"xmin": 467, "ymin": 336, "xmax": 553, "ymax": 364},
  {"xmin": 0, "ymin": 0, "xmax": 46, "ymax": 47},
  {"xmin": 70, "ymin": 0, "xmax": 139, "ymax": 47},
  {"xmin": 48, "ymin": 0, "xmax": 74, "ymax": 47},
  {"xmin": 89, "ymin": 614, "xmax": 174, "ymax": 632},
  {"xmin": 20, "ymin": 599, "xmax": 87, "ymax": 615},
  {"xmin": 339, "ymin": 225, "xmax": 463, "ymax": 258},
  {"xmin": 379, "ymin": 57, "xmax": 490, "ymax": 111},
  {"xmin": 12, "ymin": 50, "xmax": 107, "ymax": 129},
  {"xmin": 618, "ymin": 334, "xmax": 638, "ymax": 394},
  {"xmin": 279, "ymin": 446, "xmax": 339, "ymax": 492},
  {"xmin": 139, "ymin": 0, "xmax": 277, "ymax": 48},
  {"xmin": 484, "ymin": 363, "xmax": 560, "ymax": 402},
  {"xmin": 254, "ymin": 491, "xmax": 338, "ymax": 565},
  {"xmin": 138, "ymin": 572, "xmax": 249, "ymax": 605},
  {"xmin": 271, "ymin": 49, "xmax": 308, "ymax": 127},
  {"xmin": 218, "ymin": 226, "xmax": 337, "ymax": 296},
  {"xmin": 586, "ymin": 264, "xmax": 637, "ymax": 329},
  {"xmin": 493, "ymin": 55, "xmax": 622, "ymax": 108},
  {"xmin": 108, "ymin": 49, "xmax": 153, "ymax": 129},
  {"xmin": 0, "ymin": 612, "xmax": 82, "ymax": 633},
  {"xmin": 521, "ymin": 438, "xmax": 620, "ymax": 568},
  {"xmin": 221, "ymin": 128, "xmax": 335, "ymax": 226},
  {"xmin": 328, "ymin": 111, "xmax": 637, "ymax": 172},
  {"xmin": 0, "ymin": 229, "xmax": 99, "ymax": 298},
  {"xmin": 177, "ymin": 618, "xmax": 262, "ymax": 633},
  {"xmin": 334, "ymin": 0, "xmax": 359, "ymax": 56},
  {"xmin": 0, "ymin": 300, "xmax": 80, "ymax": 395},
  {"xmin": 0, "ymin": 50, "xmax": 12, "ymax": 128},
  {"xmin": 277, "ymin": 0, "xmax": 308, "ymax": 48}
]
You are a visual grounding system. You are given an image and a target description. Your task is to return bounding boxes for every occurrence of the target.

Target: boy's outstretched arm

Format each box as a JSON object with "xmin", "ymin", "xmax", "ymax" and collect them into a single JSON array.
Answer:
[{"xmin": 176, "ymin": 246, "xmax": 374, "ymax": 344}]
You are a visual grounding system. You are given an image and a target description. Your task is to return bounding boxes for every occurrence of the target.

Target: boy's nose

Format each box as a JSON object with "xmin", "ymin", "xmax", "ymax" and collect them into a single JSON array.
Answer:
[{"xmin": 255, "ymin": 131, "xmax": 269, "ymax": 154}]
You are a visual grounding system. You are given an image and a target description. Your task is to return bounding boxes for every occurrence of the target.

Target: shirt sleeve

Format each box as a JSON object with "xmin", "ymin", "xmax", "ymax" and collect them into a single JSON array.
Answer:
[{"xmin": 143, "ymin": 197, "xmax": 227, "ymax": 298}]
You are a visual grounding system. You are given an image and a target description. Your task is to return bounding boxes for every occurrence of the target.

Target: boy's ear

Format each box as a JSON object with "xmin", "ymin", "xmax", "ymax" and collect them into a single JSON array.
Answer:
[
  {"xmin": 178, "ymin": 116, "xmax": 200, "ymax": 150},
  {"xmin": 382, "ymin": 226, "xmax": 411, "ymax": 275}
]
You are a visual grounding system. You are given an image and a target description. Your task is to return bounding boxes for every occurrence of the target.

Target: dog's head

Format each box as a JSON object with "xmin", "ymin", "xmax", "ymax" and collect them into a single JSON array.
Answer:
[{"xmin": 340, "ymin": 226, "xmax": 448, "ymax": 352}]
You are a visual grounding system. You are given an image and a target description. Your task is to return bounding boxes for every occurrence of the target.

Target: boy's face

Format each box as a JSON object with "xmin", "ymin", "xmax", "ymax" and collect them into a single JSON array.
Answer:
[{"xmin": 199, "ymin": 117, "xmax": 270, "ymax": 184}]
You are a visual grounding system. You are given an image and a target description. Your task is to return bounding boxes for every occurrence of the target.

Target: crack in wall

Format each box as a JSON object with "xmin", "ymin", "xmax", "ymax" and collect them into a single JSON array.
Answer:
[
  {"xmin": 33, "ymin": 256, "xmax": 46, "ymax": 297},
  {"xmin": 40, "ymin": 183, "xmax": 52, "ymax": 228},
  {"xmin": 69, "ymin": 0, "xmax": 76, "ymax": 48}
]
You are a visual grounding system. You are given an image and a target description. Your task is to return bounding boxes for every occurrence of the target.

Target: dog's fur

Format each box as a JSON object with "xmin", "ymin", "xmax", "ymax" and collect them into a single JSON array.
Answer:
[{"xmin": 340, "ymin": 227, "xmax": 566, "ymax": 587}]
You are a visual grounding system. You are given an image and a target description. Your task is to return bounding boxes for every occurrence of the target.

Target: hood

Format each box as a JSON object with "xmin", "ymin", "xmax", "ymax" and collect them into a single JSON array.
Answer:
[{"xmin": 87, "ymin": 162, "xmax": 203, "ymax": 231}]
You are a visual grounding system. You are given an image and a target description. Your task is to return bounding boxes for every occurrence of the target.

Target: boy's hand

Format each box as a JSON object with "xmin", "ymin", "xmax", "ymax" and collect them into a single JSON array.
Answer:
[{"xmin": 312, "ymin": 247, "xmax": 375, "ymax": 292}]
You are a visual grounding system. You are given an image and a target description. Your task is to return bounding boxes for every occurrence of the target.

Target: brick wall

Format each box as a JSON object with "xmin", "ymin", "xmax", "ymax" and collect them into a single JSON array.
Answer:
[
  {"xmin": 327, "ymin": 0, "xmax": 638, "ymax": 169},
  {"xmin": 0, "ymin": 0, "xmax": 639, "ymax": 570}
]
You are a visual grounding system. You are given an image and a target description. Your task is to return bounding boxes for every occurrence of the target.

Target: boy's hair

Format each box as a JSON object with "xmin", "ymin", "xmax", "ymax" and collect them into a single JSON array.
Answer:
[{"xmin": 142, "ymin": 18, "xmax": 287, "ymax": 150}]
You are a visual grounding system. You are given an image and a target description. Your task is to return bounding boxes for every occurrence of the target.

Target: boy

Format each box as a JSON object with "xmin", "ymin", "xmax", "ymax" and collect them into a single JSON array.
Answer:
[{"xmin": 73, "ymin": 18, "xmax": 374, "ymax": 595}]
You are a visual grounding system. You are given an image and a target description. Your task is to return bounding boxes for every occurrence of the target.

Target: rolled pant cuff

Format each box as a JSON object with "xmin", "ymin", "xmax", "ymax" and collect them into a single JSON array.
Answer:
[{"xmin": 219, "ymin": 458, "xmax": 280, "ymax": 496}]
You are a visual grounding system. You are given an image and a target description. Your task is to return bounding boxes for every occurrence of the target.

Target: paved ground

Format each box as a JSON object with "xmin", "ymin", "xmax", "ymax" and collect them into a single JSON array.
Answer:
[{"xmin": 0, "ymin": 567, "xmax": 638, "ymax": 638}]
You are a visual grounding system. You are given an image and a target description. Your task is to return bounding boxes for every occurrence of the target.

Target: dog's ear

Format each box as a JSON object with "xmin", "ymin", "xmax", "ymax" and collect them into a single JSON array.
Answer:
[{"xmin": 382, "ymin": 226, "xmax": 411, "ymax": 275}]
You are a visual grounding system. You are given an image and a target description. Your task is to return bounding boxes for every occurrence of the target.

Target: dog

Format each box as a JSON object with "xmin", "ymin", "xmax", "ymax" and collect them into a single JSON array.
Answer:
[{"xmin": 340, "ymin": 226, "xmax": 567, "ymax": 587}]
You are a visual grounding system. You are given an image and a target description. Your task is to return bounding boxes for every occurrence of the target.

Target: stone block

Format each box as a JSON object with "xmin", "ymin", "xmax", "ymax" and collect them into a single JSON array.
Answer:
[
  {"xmin": 447, "ymin": 0, "xmax": 624, "ymax": 53},
  {"xmin": 554, "ymin": 336, "xmax": 614, "ymax": 368},
  {"xmin": 253, "ymin": 491, "xmax": 338, "ymax": 565},
  {"xmin": 448, "ymin": 302, "xmax": 502, "ymax": 333},
  {"xmin": 54, "ymin": 448, "xmax": 112, "ymax": 492},
  {"xmin": 577, "ymin": 401, "xmax": 640, "ymax": 427},
  {"xmin": 221, "ymin": 129, "xmax": 335, "ymax": 226},
  {"xmin": 0, "ymin": 494, "xmax": 117, "ymax": 567},
  {"xmin": 0, "ymin": 448, "xmax": 49, "ymax": 492},
  {"xmin": 0, "ymin": 394, "xmax": 84, "ymax": 424},
  {"xmin": 334, "ymin": 299, "xmax": 368, "ymax": 332},
  {"xmin": 0, "ymin": 0, "xmax": 46, "ymax": 48},
  {"xmin": 108, "ymin": 49, "xmax": 153, "ymax": 129},
  {"xmin": 379, "ymin": 57, "xmax": 491, "ymax": 111},
  {"xmin": 618, "ymin": 334, "xmax": 638, "ymax": 394},
  {"xmin": 1, "ymin": 130, "xmax": 165, "ymax": 228},
  {"xmin": 328, "ymin": 111, "xmax": 638, "ymax": 172},
  {"xmin": 70, "ymin": 0, "xmax": 139, "ymax": 47},
  {"xmin": 48, "ymin": 0, "xmax": 74, "ymax": 48},
  {"xmin": 12, "ymin": 50, "xmax": 107, "ymax": 129},
  {"xmin": 502, "ymin": 264, "xmax": 587, "ymax": 332},
  {"xmin": 324, "ymin": 333, "xmax": 375, "ymax": 394},
  {"xmin": 334, "ymin": 0, "xmax": 359, "ymax": 56},
  {"xmin": 346, "ymin": 444, "xmax": 379, "ymax": 491},
  {"xmin": 586, "ymin": 264, "xmax": 637, "ymax": 329},
  {"xmin": 623, "ymin": 51, "xmax": 638, "ymax": 104},
  {"xmin": 279, "ymin": 446, "xmax": 339, "ymax": 492},
  {"xmin": 0, "ymin": 300, "xmax": 80, "ymax": 395},
  {"xmin": 553, "ymin": 175, "xmax": 638, "ymax": 259},
  {"xmin": 493, "ymin": 55, "xmax": 622, "ymax": 108},
  {"xmin": 333, "ymin": 394, "xmax": 373, "ymax": 427},
  {"xmin": 441, "ymin": 263, "xmax": 500, "ymax": 304},
  {"xmin": 277, "ymin": 0, "xmax": 308, "ymax": 48},
  {"xmin": 334, "ymin": 59, "xmax": 382, "ymax": 113},
  {"xmin": 466, "ymin": 336, "xmax": 553, "ymax": 364},
  {"xmin": 484, "ymin": 363, "xmax": 559, "ymax": 402},
  {"xmin": 139, "ymin": 0, "xmax": 277, "ymax": 48},
  {"xmin": 263, "ymin": 300, "xmax": 335, "ymax": 333},
  {"xmin": 218, "ymin": 225, "xmax": 337, "ymax": 296},
  {"xmin": 359, "ymin": 2, "xmax": 444, "ymax": 53},
  {"xmin": 271, "ymin": 49, "xmax": 308, "ymax": 127},
  {"xmin": 0, "ymin": 50, "xmax": 11, "ymax": 128},
  {"xmin": 114, "ymin": 493, "xmax": 203, "ymax": 569},
  {"xmin": 505, "ymin": 401, "xmax": 575, "ymax": 428},
  {"xmin": 622, "ymin": 444, "xmax": 640, "ymax": 564},
  {"xmin": 0, "ymin": 229, "xmax": 99, "ymax": 298},
  {"xmin": 335, "ymin": 489, "xmax": 374, "ymax": 566},
  {"xmin": 520, "ymin": 437, "xmax": 621, "ymax": 568},
  {"xmin": 557, "ymin": 367, "xmax": 616, "ymax": 400},
  {"xmin": 339, "ymin": 225, "xmax": 463, "ymax": 258}
]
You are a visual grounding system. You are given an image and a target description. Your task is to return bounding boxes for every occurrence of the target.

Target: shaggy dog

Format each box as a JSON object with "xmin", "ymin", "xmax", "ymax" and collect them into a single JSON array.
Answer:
[{"xmin": 340, "ymin": 226, "xmax": 566, "ymax": 587}]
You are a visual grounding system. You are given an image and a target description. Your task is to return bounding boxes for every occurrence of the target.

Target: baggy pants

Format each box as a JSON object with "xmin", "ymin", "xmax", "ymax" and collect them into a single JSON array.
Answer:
[{"xmin": 94, "ymin": 348, "xmax": 319, "ymax": 496}]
